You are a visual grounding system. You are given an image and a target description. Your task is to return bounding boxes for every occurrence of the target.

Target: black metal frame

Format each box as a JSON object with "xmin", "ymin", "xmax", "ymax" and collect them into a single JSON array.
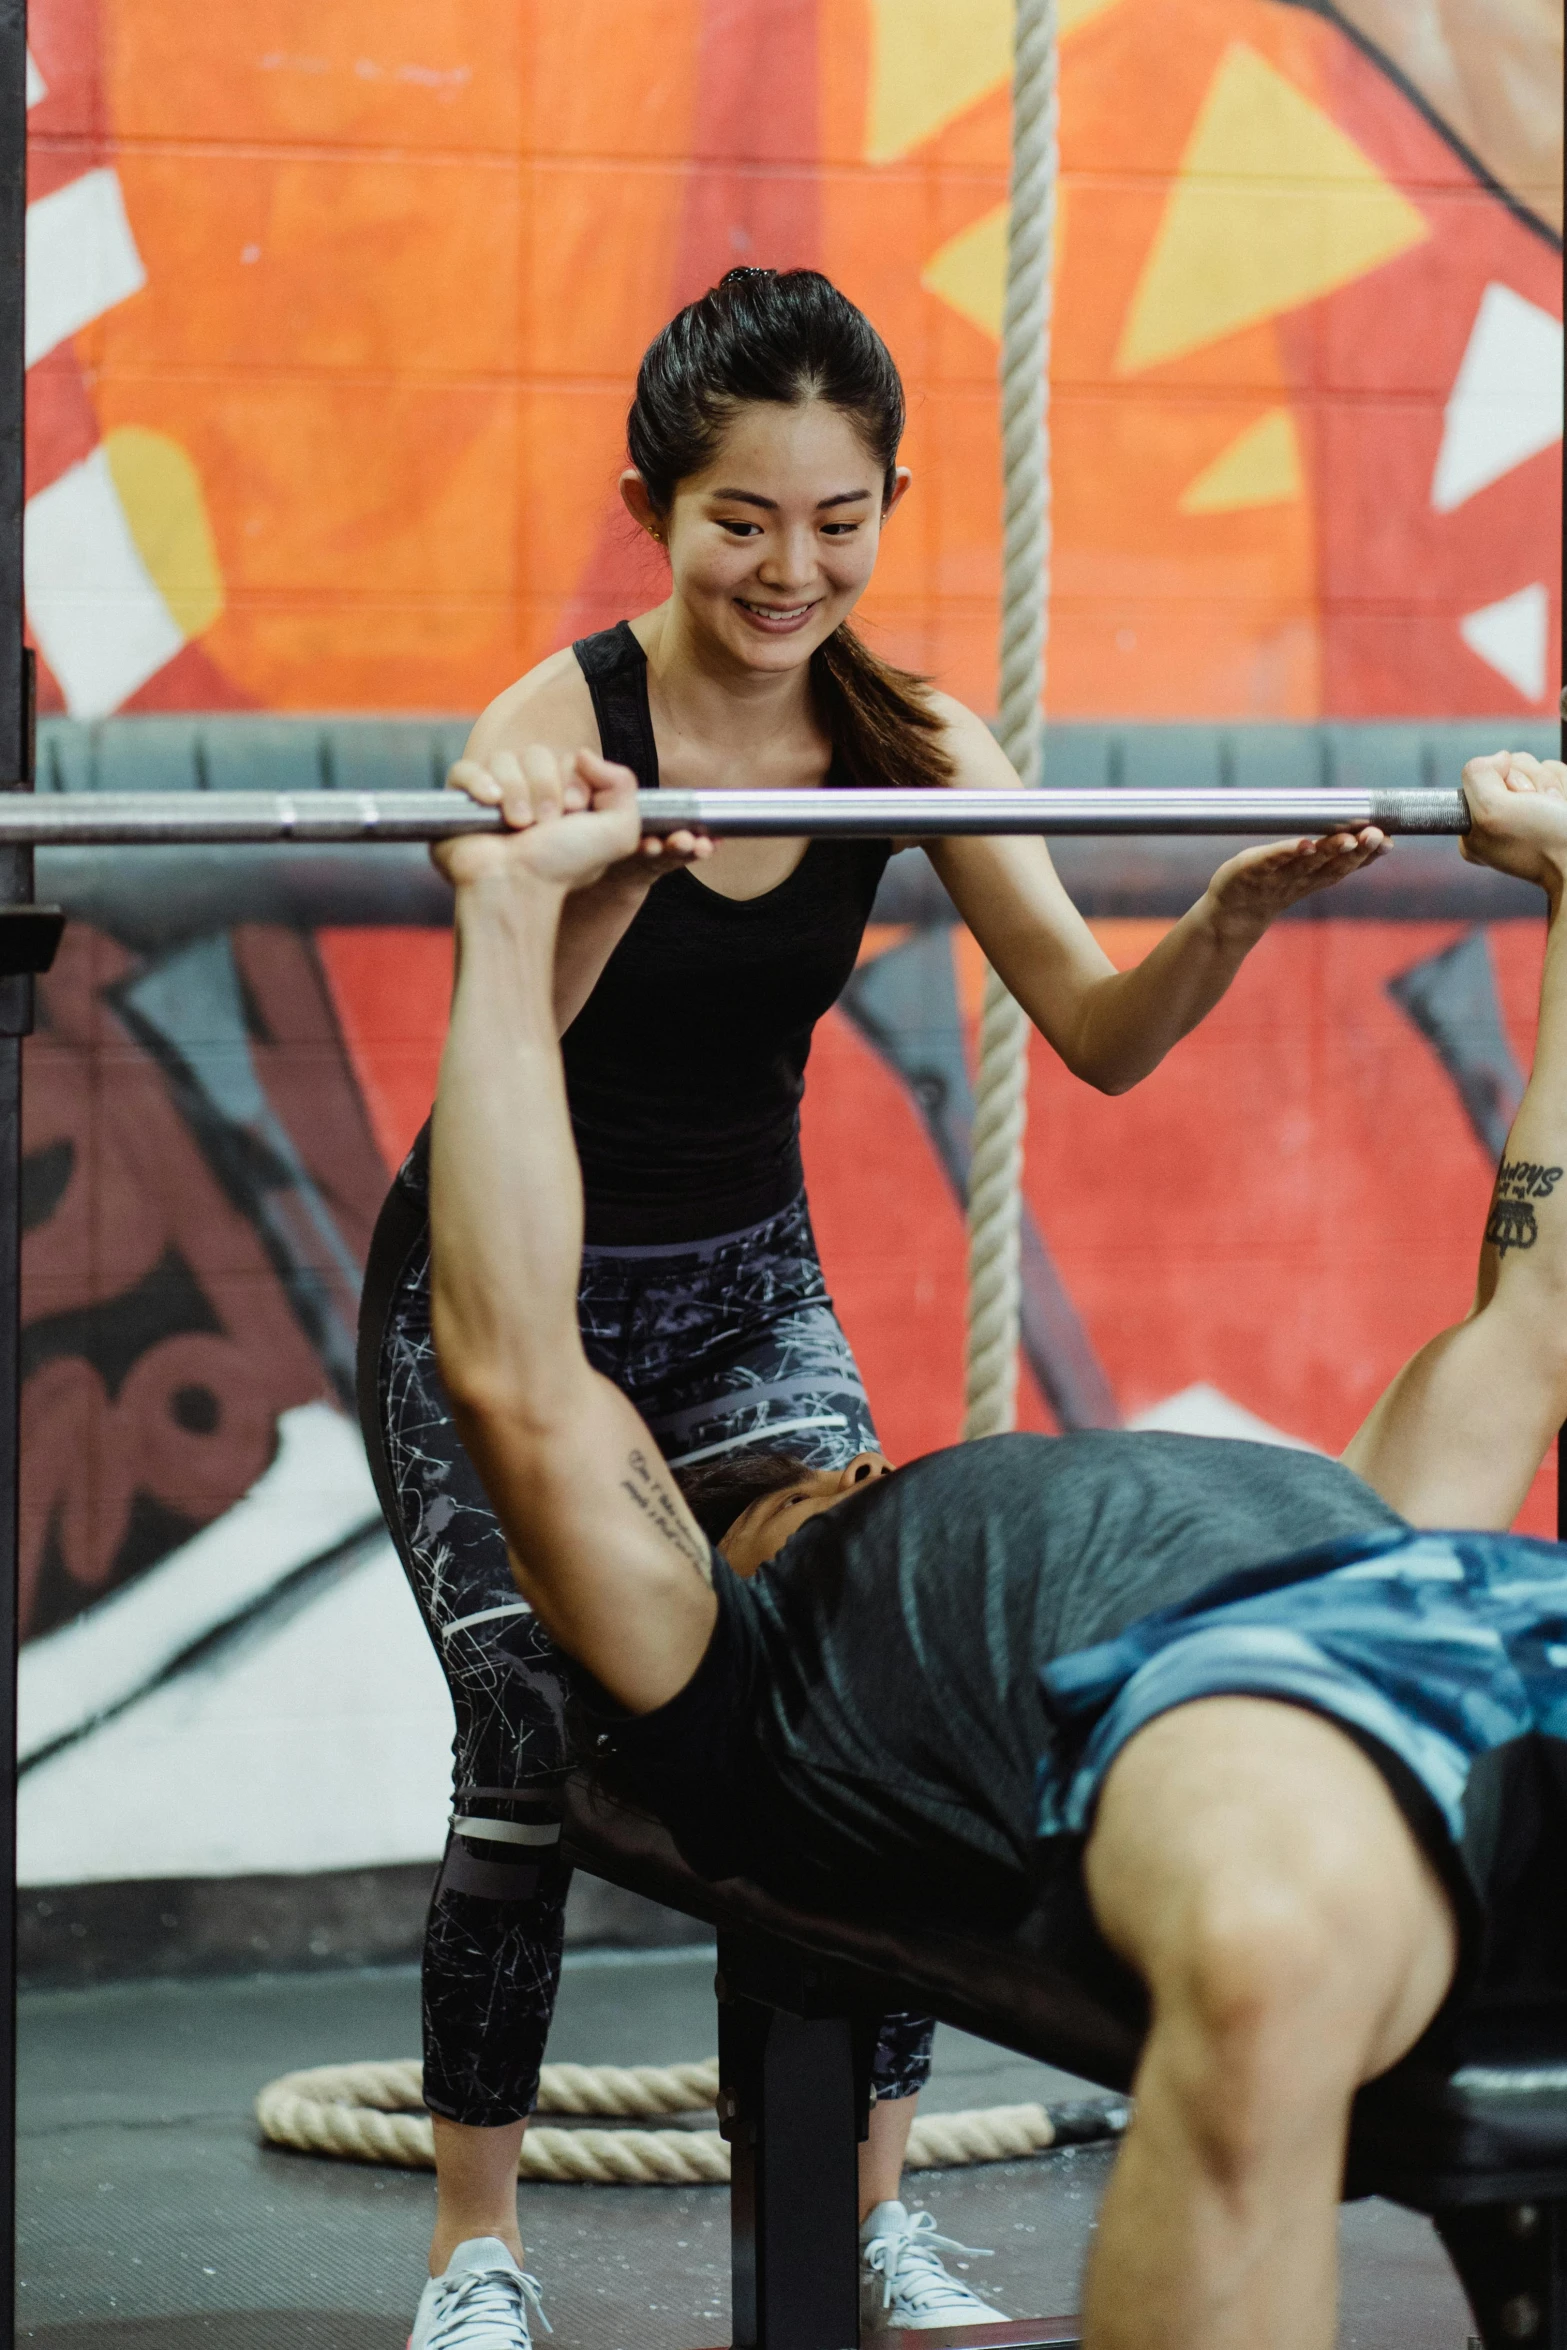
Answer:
[
  {"xmin": 1438, "ymin": 2204, "xmax": 1567, "ymax": 2350},
  {"xmin": 2, "ymin": 6, "xmax": 27, "ymax": 2340},
  {"xmin": 713, "ymin": 1932, "xmax": 1083, "ymax": 2350},
  {"xmin": 717, "ymin": 1943, "xmax": 871, "ymax": 2350},
  {"xmin": 711, "ymin": 1922, "xmax": 1567, "ymax": 2350}
]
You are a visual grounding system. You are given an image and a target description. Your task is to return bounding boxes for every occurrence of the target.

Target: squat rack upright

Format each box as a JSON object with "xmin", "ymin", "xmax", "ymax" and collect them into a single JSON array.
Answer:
[{"xmin": 3, "ymin": 9, "xmax": 29, "ymax": 2335}]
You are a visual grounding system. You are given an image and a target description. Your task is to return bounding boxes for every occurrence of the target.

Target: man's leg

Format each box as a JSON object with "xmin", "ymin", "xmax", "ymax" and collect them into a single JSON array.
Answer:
[{"xmin": 1079, "ymin": 1698, "xmax": 1457, "ymax": 2350}]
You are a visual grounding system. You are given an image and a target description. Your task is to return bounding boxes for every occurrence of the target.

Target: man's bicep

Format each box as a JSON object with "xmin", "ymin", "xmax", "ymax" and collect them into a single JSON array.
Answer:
[
  {"xmin": 576, "ymin": 1372, "xmax": 716, "ymax": 1587},
  {"xmin": 463, "ymin": 1367, "xmax": 718, "ymax": 1709},
  {"xmin": 474, "ymin": 1368, "xmax": 706, "ymax": 1583}
]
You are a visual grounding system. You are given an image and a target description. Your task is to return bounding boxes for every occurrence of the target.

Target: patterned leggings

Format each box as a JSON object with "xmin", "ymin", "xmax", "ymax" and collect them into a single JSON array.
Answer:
[{"xmin": 358, "ymin": 1147, "xmax": 937, "ymax": 2128}]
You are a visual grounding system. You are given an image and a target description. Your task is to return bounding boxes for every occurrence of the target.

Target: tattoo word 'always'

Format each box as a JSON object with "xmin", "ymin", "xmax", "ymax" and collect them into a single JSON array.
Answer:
[
  {"xmin": 1486, "ymin": 1159, "xmax": 1564, "ymax": 1256},
  {"xmin": 620, "ymin": 1449, "xmax": 713, "ymax": 1583}
]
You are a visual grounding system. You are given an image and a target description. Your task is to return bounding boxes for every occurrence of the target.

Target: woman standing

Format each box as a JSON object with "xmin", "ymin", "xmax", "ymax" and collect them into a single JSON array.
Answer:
[{"xmin": 360, "ymin": 268, "xmax": 1382, "ymax": 2350}]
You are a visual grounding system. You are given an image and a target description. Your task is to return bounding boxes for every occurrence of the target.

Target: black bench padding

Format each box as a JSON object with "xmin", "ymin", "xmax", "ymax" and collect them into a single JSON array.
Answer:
[
  {"xmin": 564, "ymin": 1771, "xmax": 1567, "ymax": 2208},
  {"xmin": 564, "ymin": 1773, "xmax": 1145, "ymax": 2092}
]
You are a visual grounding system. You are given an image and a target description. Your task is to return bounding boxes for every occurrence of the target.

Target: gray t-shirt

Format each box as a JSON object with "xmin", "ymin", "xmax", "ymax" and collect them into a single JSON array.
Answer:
[{"xmin": 604, "ymin": 1430, "xmax": 1407, "ymax": 1909}]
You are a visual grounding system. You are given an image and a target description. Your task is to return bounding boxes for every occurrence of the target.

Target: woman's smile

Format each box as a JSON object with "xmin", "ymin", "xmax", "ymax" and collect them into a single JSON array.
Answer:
[{"xmin": 733, "ymin": 595, "xmax": 821, "ymax": 633}]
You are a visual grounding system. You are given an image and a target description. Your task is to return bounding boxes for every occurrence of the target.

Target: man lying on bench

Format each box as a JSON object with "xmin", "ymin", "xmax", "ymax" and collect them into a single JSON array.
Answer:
[{"xmin": 426, "ymin": 749, "xmax": 1567, "ymax": 2350}]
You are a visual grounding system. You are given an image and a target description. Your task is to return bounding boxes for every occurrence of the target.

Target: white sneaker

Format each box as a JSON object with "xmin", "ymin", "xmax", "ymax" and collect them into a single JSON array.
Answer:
[
  {"xmin": 409, "ymin": 2237, "xmax": 551, "ymax": 2350},
  {"xmin": 860, "ymin": 2200, "xmax": 1009, "ymax": 2330}
]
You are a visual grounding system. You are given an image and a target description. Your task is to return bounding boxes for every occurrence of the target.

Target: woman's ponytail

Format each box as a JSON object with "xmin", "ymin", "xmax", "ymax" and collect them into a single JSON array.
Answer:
[{"xmin": 810, "ymin": 625, "xmax": 954, "ymax": 792}]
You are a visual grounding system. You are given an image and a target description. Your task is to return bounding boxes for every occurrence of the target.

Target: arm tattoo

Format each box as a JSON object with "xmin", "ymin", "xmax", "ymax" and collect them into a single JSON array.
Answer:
[
  {"xmin": 1486, "ymin": 1158, "xmax": 1564, "ymax": 1256},
  {"xmin": 620, "ymin": 1448, "xmax": 713, "ymax": 1585}
]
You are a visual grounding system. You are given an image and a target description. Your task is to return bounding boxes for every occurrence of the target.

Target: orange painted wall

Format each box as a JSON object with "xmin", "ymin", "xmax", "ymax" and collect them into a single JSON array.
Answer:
[
  {"xmin": 19, "ymin": 0, "xmax": 1565, "ymax": 1642},
  {"xmin": 26, "ymin": 0, "xmax": 1561, "ymax": 721}
]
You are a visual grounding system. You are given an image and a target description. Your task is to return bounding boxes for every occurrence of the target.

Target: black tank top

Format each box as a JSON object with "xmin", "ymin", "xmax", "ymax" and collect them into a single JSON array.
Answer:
[{"xmin": 562, "ymin": 622, "xmax": 894, "ymax": 1244}]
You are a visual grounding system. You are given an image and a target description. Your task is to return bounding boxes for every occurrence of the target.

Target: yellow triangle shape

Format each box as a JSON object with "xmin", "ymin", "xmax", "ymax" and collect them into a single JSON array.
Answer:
[
  {"xmin": 923, "ymin": 205, "xmax": 1009, "ymax": 339},
  {"xmin": 1116, "ymin": 43, "xmax": 1429, "ymax": 375},
  {"xmin": 865, "ymin": 0, "xmax": 1011, "ymax": 165},
  {"xmin": 922, "ymin": 191, "xmax": 1067, "ymax": 341},
  {"xmin": 1178, "ymin": 407, "xmax": 1303, "ymax": 512},
  {"xmin": 103, "ymin": 426, "xmax": 225, "ymax": 639},
  {"xmin": 865, "ymin": 0, "xmax": 1126, "ymax": 165}
]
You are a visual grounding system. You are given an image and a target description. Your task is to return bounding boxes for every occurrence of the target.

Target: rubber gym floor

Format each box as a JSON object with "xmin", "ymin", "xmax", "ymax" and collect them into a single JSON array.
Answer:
[{"xmin": 20, "ymin": 1944, "xmax": 1473, "ymax": 2349}]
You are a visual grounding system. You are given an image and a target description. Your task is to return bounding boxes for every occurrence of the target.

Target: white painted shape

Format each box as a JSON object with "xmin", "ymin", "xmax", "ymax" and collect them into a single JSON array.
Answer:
[
  {"xmin": 1458, "ymin": 583, "xmax": 1549, "ymax": 704},
  {"xmin": 25, "ymin": 48, "xmax": 46, "ymax": 108},
  {"xmin": 23, "ymin": 444, "xmax": 183, "ymax": 715},
  {"xmin": 19, "ymin": 1539, "xmax": 453, "ymax": 1883},
  {"xmin": 20, "ymin": 1403, "xmax": 379, "ymax": 1765},
  {"xmin": 1127, "ymin": 1383, "xmax": 1318, "ymax": 1451},
  {"xmin": 1431, "ymin": 284, "xmax": 1563, "ymax": 514},
  {"xmin": 25, "ymin": 166, "xmax": 147, "ymax": 367}
]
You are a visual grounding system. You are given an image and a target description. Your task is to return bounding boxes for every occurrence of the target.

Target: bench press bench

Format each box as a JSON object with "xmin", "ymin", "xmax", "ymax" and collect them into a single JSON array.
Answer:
[{"xmin": 564, "ymin": 1770, "xmax": 1567, "ymax": 2350}]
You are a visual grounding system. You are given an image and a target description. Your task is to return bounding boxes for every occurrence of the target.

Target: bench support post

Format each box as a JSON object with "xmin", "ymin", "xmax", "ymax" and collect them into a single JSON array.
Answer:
[
  {"xmin": 1436, "ymin": 2198, "xmax": 1567, "ymax": 2350},
  {"xmin": 716, "ymin": 1949, "xmax": 869, "ymax": 2350}
]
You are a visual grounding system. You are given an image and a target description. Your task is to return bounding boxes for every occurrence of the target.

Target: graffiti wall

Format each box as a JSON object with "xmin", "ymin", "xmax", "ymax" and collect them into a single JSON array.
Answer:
[{"xmin": 18, "ymin": 0, "xmax": 1565, "ymax": 1924}]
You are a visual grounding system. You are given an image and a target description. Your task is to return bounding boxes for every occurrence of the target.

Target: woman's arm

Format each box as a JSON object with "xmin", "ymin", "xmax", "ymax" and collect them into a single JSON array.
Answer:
[
  {"xmin": 1342, "ymin": 755, "xmax": 1567, "ymax": 1529},
  {"xmin": 922, "ymin": 698, "xmax": 1384, "ymax": 1094}
]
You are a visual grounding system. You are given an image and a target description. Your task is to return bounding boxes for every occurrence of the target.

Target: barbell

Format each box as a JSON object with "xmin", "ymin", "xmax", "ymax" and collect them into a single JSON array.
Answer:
[{"xmin": 0, "ymin": 786, "xmax": 1470, "ymax": 843}]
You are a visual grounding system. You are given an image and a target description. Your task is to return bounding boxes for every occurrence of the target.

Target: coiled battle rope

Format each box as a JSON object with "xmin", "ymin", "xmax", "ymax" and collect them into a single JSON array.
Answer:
[{"xmin": 257, "ymin": 2056, "xmax": 1127, "ymax": 2186}]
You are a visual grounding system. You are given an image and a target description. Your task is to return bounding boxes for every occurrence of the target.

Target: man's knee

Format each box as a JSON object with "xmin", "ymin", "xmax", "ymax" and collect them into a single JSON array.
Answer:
[
  {"xmin": 1170, "ymin": 1861, "xmax": 1350, "ymax": 2045},
  {"xmin": 1092, "ymin": 1844, "xmax": 1418, "ymax": 2212},
  {"xmin": 1156, "ymin": 1855, "xmax": 1371, "ymax": 2148},
  {"xmin": 1086, "ymin": 1700, "xmax": 1457, "ymax": 2129}
]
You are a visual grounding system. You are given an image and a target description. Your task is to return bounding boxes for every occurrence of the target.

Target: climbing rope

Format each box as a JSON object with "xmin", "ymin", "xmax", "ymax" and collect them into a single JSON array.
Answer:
[
  {"xmin": 964, "ymin": 0, "xmax": 1058, "ymax": 1441},
  {"xmin": 256, "ymin": 2055, "xmax": 1126, "ymax": 2186}
]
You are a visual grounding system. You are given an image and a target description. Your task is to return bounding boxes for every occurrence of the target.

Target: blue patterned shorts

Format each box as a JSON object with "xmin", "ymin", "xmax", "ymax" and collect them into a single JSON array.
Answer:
[{"xmin": 1036, "ymin": 1528, "xmax": 1567, "ymax": 1969}]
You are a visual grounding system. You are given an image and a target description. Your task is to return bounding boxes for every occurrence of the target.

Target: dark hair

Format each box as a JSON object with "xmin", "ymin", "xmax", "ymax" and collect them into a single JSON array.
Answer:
[
  {"xmin": 628, "ymin": 268, "xmax": 956, "ymax": 795},
  {"xmin": 676, "ymin": 1450, "xmax": 812, "ymax": 1547}
]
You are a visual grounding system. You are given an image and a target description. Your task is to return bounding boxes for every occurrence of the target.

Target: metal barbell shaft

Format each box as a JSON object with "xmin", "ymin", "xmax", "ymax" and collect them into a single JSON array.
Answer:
[
  {"xmin": 640, "ymin": 788, "xmax": 1470, "ymax": 838},
  {"xmin": 0, "ymin": 787, "xmax": 1469, "ymax": 845}
]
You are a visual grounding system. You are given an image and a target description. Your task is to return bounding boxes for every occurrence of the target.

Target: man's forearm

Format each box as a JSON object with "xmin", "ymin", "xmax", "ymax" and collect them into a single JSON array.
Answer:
[
  {"xmin": 1341, "ymin": 828, "xmax": 1567, "ymax": 1525},
  {"xmin": 1476, "ymin": 867, "xmax": 1567, "ymax": 1310},
  {"xmin": 431, "ymin": 870, "xmax": 591, "ymax": 1424}
]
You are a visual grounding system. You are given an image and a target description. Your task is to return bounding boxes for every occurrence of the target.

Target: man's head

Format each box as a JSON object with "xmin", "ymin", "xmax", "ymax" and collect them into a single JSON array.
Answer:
[{"xmin": 679, "ymin": 1447, "xmax": 896, "ymax": 1575}]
